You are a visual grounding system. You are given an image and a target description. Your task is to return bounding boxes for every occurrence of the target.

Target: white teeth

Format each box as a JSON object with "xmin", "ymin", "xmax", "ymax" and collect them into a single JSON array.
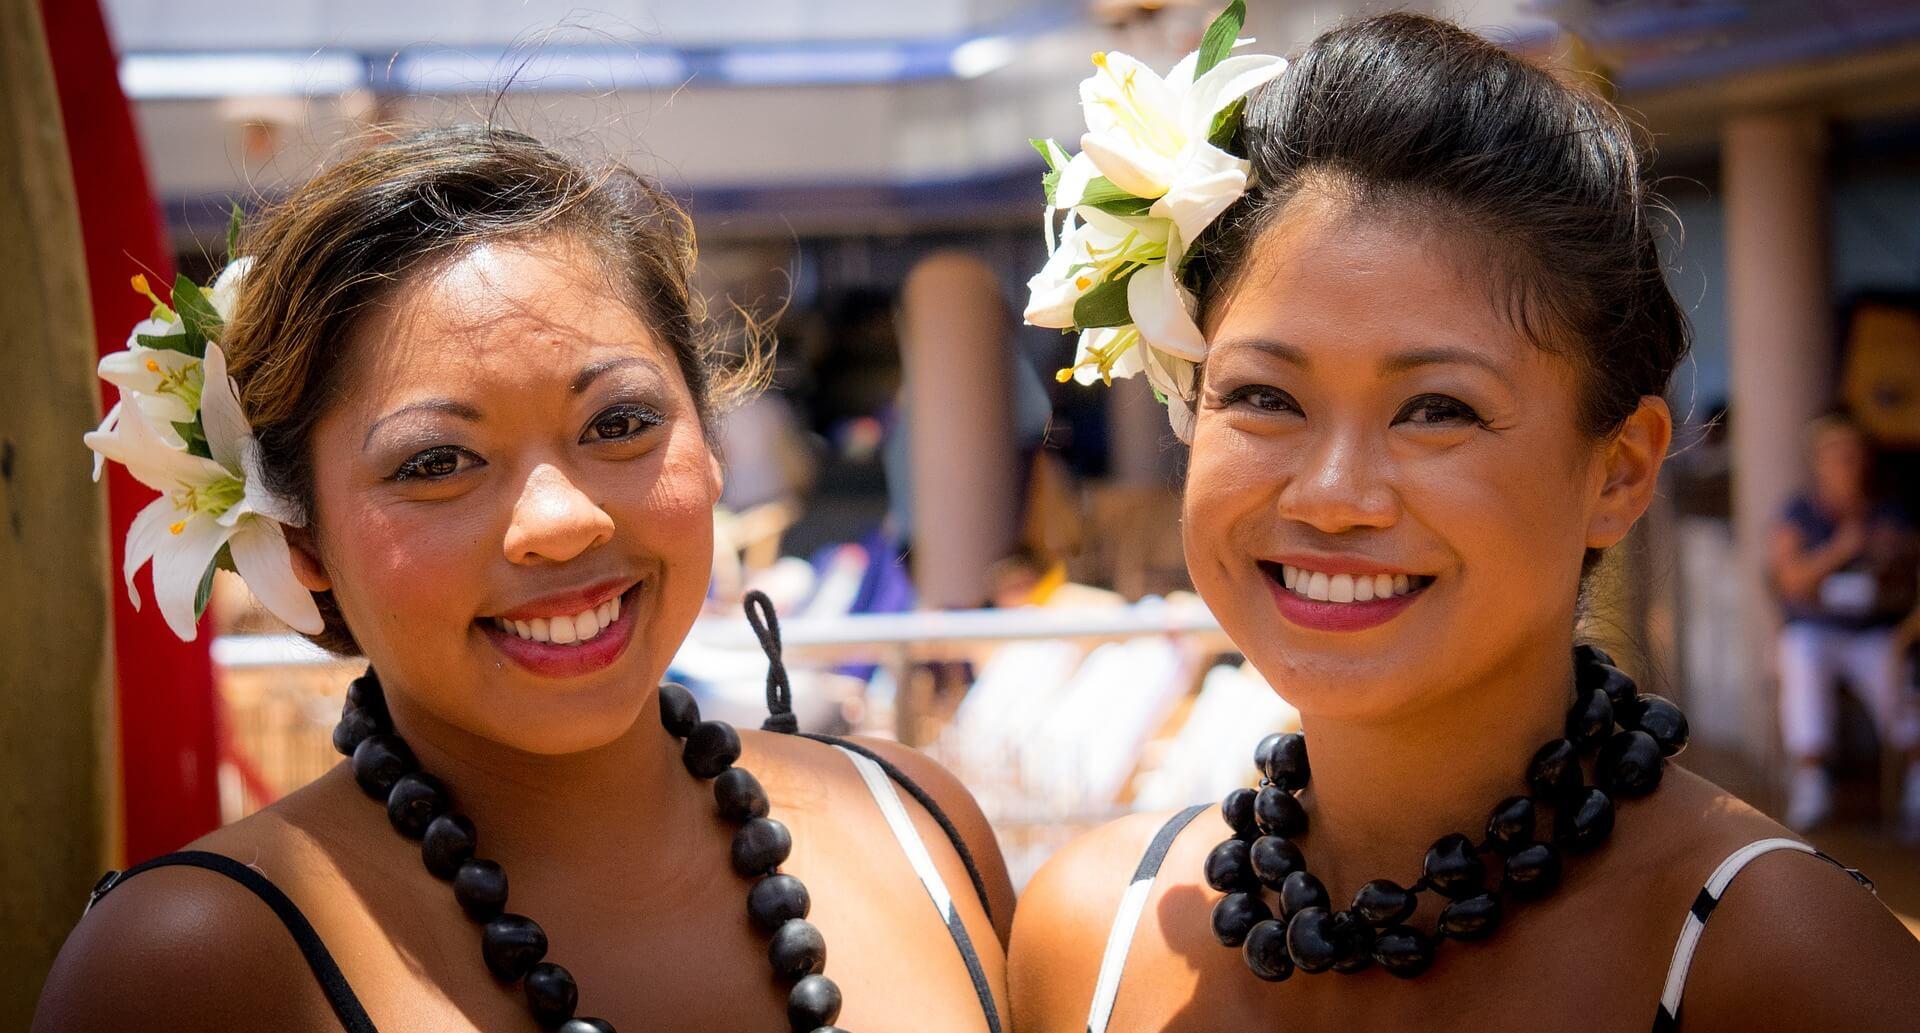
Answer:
[
  {"xmin": 495, "ymin": 597, "xmax": 623, "ymax": 646},
  {"xmin": 1275, "ymin": 564, "xmax": 1424, "ymax": 605}
]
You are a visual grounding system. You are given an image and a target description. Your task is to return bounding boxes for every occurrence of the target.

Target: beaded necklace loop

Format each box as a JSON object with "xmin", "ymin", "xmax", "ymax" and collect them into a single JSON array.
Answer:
[{"xmin": 1205, "ymin": 645, "xmax": 1689, "ymax": 981}]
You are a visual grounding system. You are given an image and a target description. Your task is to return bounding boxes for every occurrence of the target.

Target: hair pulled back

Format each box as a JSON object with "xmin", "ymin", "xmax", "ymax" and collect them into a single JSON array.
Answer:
[
  {"xmin": 220, "ymin": 125, "xmax": 755, "ymax": 653},
  {"xmin": 1189, "ymin": 13, "xmax": 1690, "ymax": 438}
]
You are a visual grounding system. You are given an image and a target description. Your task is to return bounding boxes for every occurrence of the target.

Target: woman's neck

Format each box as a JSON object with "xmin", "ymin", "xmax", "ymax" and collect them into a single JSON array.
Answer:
[
  {"xmin": 1293, "ymin": 637, "xmax": 1574, "ymax": 896},
  {"xmin": 377, "ymin": 690, "xmax": 710, "ymax": 886}
]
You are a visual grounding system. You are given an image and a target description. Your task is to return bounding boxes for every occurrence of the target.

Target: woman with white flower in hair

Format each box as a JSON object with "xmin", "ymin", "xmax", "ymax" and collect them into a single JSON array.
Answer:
[
  {"xmin": 1011, "ymin": 6, "xmax": 1920, "ymax": 1032},
  {"xmin": 38, "ymin": 128, "xmax": 1014, "ymax": 1033}
]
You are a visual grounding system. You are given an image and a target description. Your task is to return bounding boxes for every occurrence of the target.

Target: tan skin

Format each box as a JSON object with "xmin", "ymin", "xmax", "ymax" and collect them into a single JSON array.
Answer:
[
  {"xmin": 36, "ymin": 236, "xmax": 1014, "ymax": 1033},
  {"xmin": 1010, "ymin": 192, "xmax": 1920, "ymax": 1033}
]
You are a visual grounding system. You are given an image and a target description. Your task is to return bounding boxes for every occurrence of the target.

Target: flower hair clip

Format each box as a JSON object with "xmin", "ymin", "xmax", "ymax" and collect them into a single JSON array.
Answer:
[
  {"xmin": 1022, "ymin": 1, "xmax": 1284, "ymax": 440},
  {"xmin": 84, "ymin": 209, "xmax": 324, "ymax": 641}
]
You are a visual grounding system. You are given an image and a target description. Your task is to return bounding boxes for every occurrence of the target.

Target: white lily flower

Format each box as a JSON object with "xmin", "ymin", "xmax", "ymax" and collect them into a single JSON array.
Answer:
[
  {"xmin": 1141, "ymin": 341, "xmax": 1199, "ymax": 443},
  {"xmin": 1078, "ymin": 48, "xmax": 1286, "ymax": 245},
  {"xmin": 84, "ymin": 343, "xmax": 322, "ymax": 640},
  {"xmin": 1061, "ymin": 325, "xmax": 1147, "ymax": 386},
  {"xmin": 1024, "ymin": 207, "xmax": 1170, "ymax": 330},
  {"xmin": 206, "ymin": 256, "xmax": 253, "ymax": 323},
  {"xmin": 90, "ymin": 321, "xmax": 201, "ymax": 480}
]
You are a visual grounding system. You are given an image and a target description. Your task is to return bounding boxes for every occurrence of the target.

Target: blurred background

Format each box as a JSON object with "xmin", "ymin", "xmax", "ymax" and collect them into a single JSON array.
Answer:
[{"xmin": 7, "ymin": 0, "xmax": 1920, "ymax": 1021}]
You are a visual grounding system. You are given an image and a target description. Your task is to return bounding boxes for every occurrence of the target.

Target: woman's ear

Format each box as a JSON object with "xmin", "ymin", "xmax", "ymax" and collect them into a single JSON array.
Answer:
[
  {"xmin": 707, "ymin": 451, "xmax": 725, "ymax": 502},
  {"xmin": 287, "ymin": 527, "xmax": 332, "ymax": 593},
  {"xmin": 1586, "ymin": 396, "xmax": 1672, "ymax": 550}
]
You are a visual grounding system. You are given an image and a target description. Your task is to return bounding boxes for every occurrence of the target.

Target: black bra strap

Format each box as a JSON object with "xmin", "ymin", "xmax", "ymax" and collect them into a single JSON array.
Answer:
[{"xmin": 88, "ymin": 850, "xmax": 378, "ymax": 1033}]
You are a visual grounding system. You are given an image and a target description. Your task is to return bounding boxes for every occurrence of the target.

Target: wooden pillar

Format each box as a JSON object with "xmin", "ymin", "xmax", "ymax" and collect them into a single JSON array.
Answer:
[
  {"xmin": 1723, "ymin": 112, "xmax": 1832, "ymax": 766},
  {"xmin": 0, "ymin": 0, "xmax": 116, "ymax": 1023}
]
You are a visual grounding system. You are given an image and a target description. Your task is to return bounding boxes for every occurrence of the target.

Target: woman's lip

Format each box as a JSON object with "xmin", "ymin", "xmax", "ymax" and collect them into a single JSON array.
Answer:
[
  {"xmin": 1263, "ymin": 570, "xmax": 1425, "ymax": 632},
  {"xmin": 493, "ymin": 577, "xmax": 637, "ymax": 621},
  {"xmin": 482, "ymin": 584, "xmax": 640, "ymax": 678}
]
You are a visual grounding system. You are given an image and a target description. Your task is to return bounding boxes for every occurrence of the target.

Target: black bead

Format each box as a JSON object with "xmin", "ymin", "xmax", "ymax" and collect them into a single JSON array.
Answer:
[
  {"xmin": 1258, "ymin": 732, "xmax": 1310, "ymax": 791},
  {"xmin": 768, "ymin": 919, "xmax": 827, "ymax": 981},
  {"xmin": 1241, "ymin": 919, "xmax": 1294, "ymax": 981},
  {"xmin": 558, "ymin": 1020, "xmax": 616, "ymax": 1033},
  {"xmin": 1501, "ymin": 842, "xmax": 1562, "ymax": 899},
  {"xmin": 1249, "ymin": 836, "xmax": 1305, "ymax": 890},
  {"xmin": 1350, "ymin": 879, "xmax": 1416, "ymax": 927},
  {"xmin": 1619, "ymin": 693, "xmax": 1689, "ymax": 757},
  {"xmin": 1209, "ymin": 891, "xmax": 1272, "ymax": 947},
  {"xmin": 1554, "ymin": 787, "xmax": 1615, "ymax": 853},
  {"xmin": 658, "ymin": 681, "xmax": 700, "ymax": 738},
  {"xmin": 732, "ymin": 816, "xmax": 793, "ymax": 876},
  {"xmin": 481, "ymin": 913, "xmax": 548, "ymax": 981},
  {"xmin": 1573, "ymin": 642, "xmax": 1615, "ymax": 670},
  {"xmin": 1598, "ymin": 729, "xmax": 1664, "ymax": 798},
  {"xmin": 787, "ymin": 973, "xmax": 842, "ymax": 1031},
  {"xmin": 748, "ymin": 873, "xmax": 812, "ymax": 931},
  {"xmin": 683, "ymin": 720, "xmax": 743, "ymax": 779},
  {"xmin": 346, "ymin": 672, "xmax": 387, "ymax": 719},
  {"xmin": 332, "ymin": 706, "xmax": 382, "ymax": 757},
  {"xmin": 386, "ymin": 771, "xmax": 450, "ymax": 839},
  {"xmin": 1220, "ymin": 787, "xmax": 1259, "ymax": 841},
  {"xmin": 524, "ymin": 961, "xmax": 578, "ymax": 1027},
  {"xmin": 1564, "ymin": 687, "xmax": 1615, "ymax": 748},
  {"xmin": 1284, "ymin": 906, "xmax": 1339, "ymax": 973},
  {"xmin": 1329, "ymin": 910, "xmax": 1374, "ymax": 973},
  {"xmin": 1577, "ymin": 660, "xmax": 1638, "ymax": 710},
  {"xmin": 1371, "ymin": 924, "xmax": 1435, "ymax": 978},
  {"xmin": 1203, "ymin": 839, "xmax": 1257, "ymax": 893},
  {"xmin": 454, "ymin": 858, "xmax": 509, "ymax": 920},
  {"xmin": 1422, "ymin": 833, "xmax": 1486, "ymax": 899},
  {"xmin": 1253, "ymin": 785, "xmax": 1307, "ymax": 838},
  {"xmin": 1526, "ymin": 738, "xmax": 1584, "ymax": 799},
  {"xmin": 715, "ymin": 767, "xmax": 771, "ymax": 823},
  {"xmin": 1437, "ymin": 893, "xmax": 1502, "ymax": 940},
  {"xmin": 1279, "ymin": 870, "xmax": 1329, "ymax": 920},
  {"xmin": 351, "ymin": 734, "xmax": 417, "ymax": 800},
  {"xmin": 1485, "ymin": 795, "xmax": 1537, "ymax": 853},
  {"xmin": 422, "ymin": 813, "xmax": 477, "ymax": 880}
]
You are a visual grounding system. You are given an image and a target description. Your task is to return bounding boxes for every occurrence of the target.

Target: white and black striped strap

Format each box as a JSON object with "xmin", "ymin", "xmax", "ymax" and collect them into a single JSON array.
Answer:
[
  {"xmin": 1651, "ymin": 836, "xmax": 1872, "ymax": 1032},
  {"xmin": 1085, "ymin": 804, "xmax": 1210, "ymax": 1033},
  {"xmin": 835, "ymin": 744, "xmax": 1003, "ymax": 1033}
]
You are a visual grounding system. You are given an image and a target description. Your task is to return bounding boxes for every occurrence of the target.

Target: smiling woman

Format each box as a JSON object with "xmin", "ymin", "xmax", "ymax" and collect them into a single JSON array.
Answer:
[
  {"xmin": 1010, "ymin": 11, "xmax": 1920, "ymax": 1033},
  {"xmin": 36, "ymin": 126, "xmax": 1013, "ymax": 1033}
]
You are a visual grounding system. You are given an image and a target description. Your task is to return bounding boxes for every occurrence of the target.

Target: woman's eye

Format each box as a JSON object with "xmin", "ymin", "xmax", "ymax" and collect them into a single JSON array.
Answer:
[
  {"xmin": 1396, "ymin": 393, "xmax": 1485, "ymax": 427},
  {"xmin": 392, "ymin": 446, "xmax": 483, "ymax": 481},
  {"xmin": 1221, "ymin": 384, "xmax": 1302, "ymax": 414},
  {"xmin": 583, "ymin": 404, "xmax": 664, "ymax": 443}
]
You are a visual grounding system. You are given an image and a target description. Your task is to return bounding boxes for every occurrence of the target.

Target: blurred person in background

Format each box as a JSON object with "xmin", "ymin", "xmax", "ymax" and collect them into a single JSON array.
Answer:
[
  {"xmin": 1768, "ymin": 411, "xmax": 1920, "ymax": 834},
  {"xmin": 1009, "ymin": 10, "xmax": 1920, "ymax": 1032},
  {"xmin": 38, "ymin": 126, "xmax": 1012, "ymax": 1033}
]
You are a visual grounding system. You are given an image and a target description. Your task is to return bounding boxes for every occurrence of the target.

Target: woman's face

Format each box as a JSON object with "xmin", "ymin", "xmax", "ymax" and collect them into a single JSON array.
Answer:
[
  {"xmin": 295, "ymin": 236, "xmax": 719, "ymax": 754},
  {"xmin": 1182, "ymin": 195, "xmax": 1665, "ymax": 722}
]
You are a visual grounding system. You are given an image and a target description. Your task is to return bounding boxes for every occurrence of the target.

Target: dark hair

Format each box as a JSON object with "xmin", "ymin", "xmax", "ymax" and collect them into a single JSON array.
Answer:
[
  {"xmin": 1188, "ymin": 13, "xmax": 1690, "ymax": 439},
  {"xmin": 222, "ymin": 125, "xmax": 761, "ymax": 653}
]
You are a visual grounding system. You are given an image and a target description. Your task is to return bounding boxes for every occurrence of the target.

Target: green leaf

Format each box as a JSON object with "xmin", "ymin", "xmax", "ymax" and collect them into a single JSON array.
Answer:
[
  {"xmin": 1195, "ymin": 0, "xmax": 1247, "ymax": 79},
  {"xmin": 192, "ymin": 560, "xmax": 217, "ymax": 621},
  {"xmin": 1042, "ymin": 169, "xmax": 1061, "ymax": 207},
  {"xmin": 137, "ymin": 330, "xmax": 195, "ymax": 355},
  {"xmin": 170, "ymin": 275, "xmax": 221, "ymax": 356},
  {"xmin": 1030, "ymin": 138, "xmax": 1063, "ymax": 171},
  {"xmin": 213, "ymin": 542, "xmax": 237, "ymax": 574},
  {"xmin": 1073, "ymin": 270, "xmax": 1138, "ymax": 329},
  {"xmin": 1208, "ymin": 95, "xmax": 1245, "ymax": 150},
  {"xmin": 226, "ymin": 202, "xmax": 244, "ymax": 263},
  {"xmin": 173, "ymin": 420, "xmax": 213, "ymax": 460},
  {"xmin": 1087, "ymin": 194, "xmax": 1154, "ymax": 217},
  {"xmin": 1078, "ymin": 176, "xmax": 1140, "ymax": 207}
]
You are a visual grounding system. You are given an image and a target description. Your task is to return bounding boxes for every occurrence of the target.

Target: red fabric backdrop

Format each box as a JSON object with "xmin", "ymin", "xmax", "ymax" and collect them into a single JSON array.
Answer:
[{"xmin": 40, "ymin": 0, "xmax": 222, "ymax": 862}]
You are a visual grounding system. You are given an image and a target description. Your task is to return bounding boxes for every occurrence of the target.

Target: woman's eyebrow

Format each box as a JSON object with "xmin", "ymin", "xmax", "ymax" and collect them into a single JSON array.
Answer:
[
  {"xmin": 1378, "ymin": 346, "xmax": 1514, "ymax": 386},
  {"xmin": 363, "ymin": 399, "xmax": 483, "ymax": 450},
  {"xmin": 570, "ymin": 354, "xmax": 662, "ymax": 394}
]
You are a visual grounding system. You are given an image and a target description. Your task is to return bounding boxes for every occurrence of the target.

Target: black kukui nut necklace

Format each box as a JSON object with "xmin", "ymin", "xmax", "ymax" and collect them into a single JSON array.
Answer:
[
  {"xmin": 332, "ymin": 671, "xmax": 849, "ymax": 1033},
  {"xmin": 1206, "ymin": 645, "xmax": 1689, "ymax": 982}
]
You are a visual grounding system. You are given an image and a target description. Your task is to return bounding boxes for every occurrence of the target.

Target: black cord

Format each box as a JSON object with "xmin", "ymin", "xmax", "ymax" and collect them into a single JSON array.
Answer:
[{"xmin": 745, "ymin": 589, "xmax": 800, "ymax": 734}]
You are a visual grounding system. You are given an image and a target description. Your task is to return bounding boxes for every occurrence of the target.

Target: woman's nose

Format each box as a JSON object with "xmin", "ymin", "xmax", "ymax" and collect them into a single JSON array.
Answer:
[
  {"xmin": 1276, "ymin": 426, "xmax": 1399, "ymax": 534},
  {"xmin": 503, "ymin": 463, "xmax": 615, "ymax": 564}
]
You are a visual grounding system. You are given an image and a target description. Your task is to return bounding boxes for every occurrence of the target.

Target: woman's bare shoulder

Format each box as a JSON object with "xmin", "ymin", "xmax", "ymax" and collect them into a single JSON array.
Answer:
[
  {"xmin": 31, "ymin": 782, "xmax": 360, "ymax": 1033},
  {"xmin": 1010, "ymin": 808, "xmax": 1200, "ymax": 1033}
]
